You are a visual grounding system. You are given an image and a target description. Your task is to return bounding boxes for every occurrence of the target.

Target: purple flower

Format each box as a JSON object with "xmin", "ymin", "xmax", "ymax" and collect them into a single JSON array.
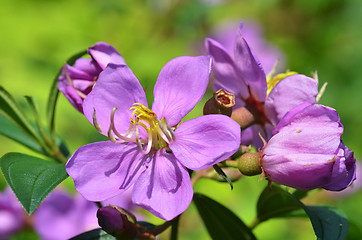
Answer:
[
  {"xmin": 33, "ymin": 189, "xmax": 99, "ymax": 240},
  {"xmin": 58, "ymin": 42, "xmax": 126, "ymax": 112},
  {"xmin": 260, "ymin": 103, "xmax": 356, "ymax": 191},
  {"xmin": 209, "ymin": 20, "xmax": 285, "ymax": 74},
  {"xmin": 206, "ymin": 22, "xmax": 319, "ymax": 148},
  {"xmin": 66, "ymin": 56, "xmax": 241, "ymax": 220},
  {"xmin": 0, "ymin": 188, "xmax": 25, "ymax": 239}
]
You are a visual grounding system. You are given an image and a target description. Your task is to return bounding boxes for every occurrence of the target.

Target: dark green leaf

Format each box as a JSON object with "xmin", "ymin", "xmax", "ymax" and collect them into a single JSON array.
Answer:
[
  {"xmin": 292, "ymin": 189, "xmax": 310, "ymax": 199},
  {"xmin": 0, "ymin": 152, "xmax": 68, "ymax": 214},
  {"xmin": 257, "ymin": 184, "xmax": 301, "ymax": 223},
  {"xmin": 69, "ymin": 229, "xmax": 117, "ymax": 240},
  {"xmin": 193, "ymin": 193, "xmax": 257, "ymax": 240},
  {"xmin": 46, "ymin": 49, "xmax": 87, "ymax": 136},
  {"xmin": 0, "ymin": 87, "xmax": 38, "ymax": 139},
  {"xmin": 0, "ymin": 114, "xmax": 43, "ymax": 153},
  {"xmin": 298, "ymin": 204, "xmax": 349, "ymax": 240},
  {"xmin": 0, "ymin": 113, "xmax": 70, "ymax": 158},
  {"xmin": 346, "ymin": 220, "xmax": 362, "ymax": 240},
  {"xmin": 213, "ymin": 164, "xmax": 233, "ymax": 190}
]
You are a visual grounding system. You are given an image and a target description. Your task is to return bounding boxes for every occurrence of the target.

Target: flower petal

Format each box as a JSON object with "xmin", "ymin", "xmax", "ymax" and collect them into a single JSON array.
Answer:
[
  {"xmin": 73, "ymin": 58, "xmax": 102, "ymax": 77},
  {"xmin": 83, "ymin": 64, "xmax": 148, "ymax": 135},
  {"xmin": 234, "ymin": 23, "xmax": 267, "ymax": 102},
  {"xmin": 262, "ymin": 153, "xmax": 336, "ymax": 190},
  {"xmin": 265, "ymin": 105, "xmax": 343, "ymax": 156},
  {"xmin": 33, "ymin": 190, "xmax": 99, "ymax": 240},
  {"xmin": 58, "ymin": 79, "xmax": 84, "ymax": 112},
  {"xmin": 88, "ymin": 42, "xmax": 126, "ymax": 69},
  {"xmin": 265, "ymin": 74, "xmax": 318, "ymax": 124},
  {"xmin": 261, "ymin": 104, "xmax": 346, "ymax": 190},
  {"xmin": 205, "ymin": 38, "xmax": 249, "ymax": 100},
  {"xmin": 170, "ymin": 115, "xmax": 241, "ymax": 170},
  {"xmin": 152, "ymin": 56, "xmax": 212, "ymax": 126},
  {"xmin": 323, "ymin": 143, "xmax": 356, "ymax": 191},
  {"xmin": 132, "ymin": 149, "xmax": 193, "ymax": 221},
  {"xmin": 66, "ymin": 142, "xmax": 147, "ymax": 201}
]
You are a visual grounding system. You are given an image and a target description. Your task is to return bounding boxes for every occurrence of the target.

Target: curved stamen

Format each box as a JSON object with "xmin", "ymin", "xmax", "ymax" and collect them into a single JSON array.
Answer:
[
  {"xmin": 63, "ymin": 64, "xmax": 74, "ymax": 87},
  {"xmin": 155, "ymin": 117, "xmax": 172, "ymax": 142},
  {"xmin": 109, "ymin": 103, "xmax": 176, "ymax": 153},
  {"xmin": 163, "ymin": 118, "xmax": 176, "ymax": 141},
  {"xmin": 93, "ymin": 108, "xmax": 102, "ymax": 133},
  {"xmin": 75, "ymin": 89, "xmax": 87, "ymax": 99},
  {"xmin": 135, "ymin": 122, "xmax": 143, "ymax": 152},
  {"xmin": 107, "ymin": 124, "xmax": 117, "ymax": 143},
  {"xmin": 144, "ymin": 128, "xmax": 153, "ymax": 155},
  {"xmin": 110, "ymin": 107, "xmax": 139, "ymax": 143}
]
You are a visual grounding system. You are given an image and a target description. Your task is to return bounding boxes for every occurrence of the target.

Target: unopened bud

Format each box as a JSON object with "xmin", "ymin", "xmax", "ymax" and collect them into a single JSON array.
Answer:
[
  {"xmin": 237, "ymin": 152, "xmax": 262, "ymax": 176},
  {"xmin": 203, "ymin": 89, "xmax": 235, "ymax": 116},
  {"xmin": 97, "ymin": 206, "xmax": 138, "ymax": 239}
]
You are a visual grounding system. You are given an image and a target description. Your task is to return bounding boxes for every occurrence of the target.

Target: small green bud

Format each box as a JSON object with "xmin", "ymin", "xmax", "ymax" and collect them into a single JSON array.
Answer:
[{"xmin": 237, "ymin": 152, "xmax": 262, "ymax": 176}]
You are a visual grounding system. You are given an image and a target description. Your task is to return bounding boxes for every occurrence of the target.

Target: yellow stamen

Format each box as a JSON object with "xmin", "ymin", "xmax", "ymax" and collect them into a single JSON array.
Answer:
[
  {"xmin": 266, "ymin": 71, "xmax": 298, "ymax": 96},
  {"xmin": 109, "ymin": 103, "xmax": 175, "ymax": 154}
]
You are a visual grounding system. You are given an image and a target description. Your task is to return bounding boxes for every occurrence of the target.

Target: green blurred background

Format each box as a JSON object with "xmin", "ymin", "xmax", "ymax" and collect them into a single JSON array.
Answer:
[{"xmin": 1, "ymin": 0, "xmax": 361, "ymax": 239}]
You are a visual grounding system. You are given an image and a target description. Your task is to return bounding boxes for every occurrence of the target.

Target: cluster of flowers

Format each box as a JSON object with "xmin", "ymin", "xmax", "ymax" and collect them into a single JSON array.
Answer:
[{"xmin": 59, "ymin": 22, "xmax": 356, "ymax": 224}]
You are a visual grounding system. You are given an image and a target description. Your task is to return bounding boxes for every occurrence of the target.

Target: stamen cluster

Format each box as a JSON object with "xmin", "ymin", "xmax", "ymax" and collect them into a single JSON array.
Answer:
[{"xmin": 107, "ymin": 103, "xmax": 175, "ymax": 154}]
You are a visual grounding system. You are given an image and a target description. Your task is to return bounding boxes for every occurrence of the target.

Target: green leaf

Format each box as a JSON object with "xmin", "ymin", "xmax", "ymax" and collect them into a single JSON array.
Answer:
[
  {"xmin": 0, "ymin": 152, "xmax": 68, "ymax": 214},
  {"xmin": 193, "ymin": 193, "xmax": 257, "ymax": 240},
  {"xmin": 46, "ymin": 49, "xmax": 87, "ymax": 136},
  {"xmin": 292, "ymin": 189, "xmax": 310, "ymax": 199},
  {"xmin": 346, "ymin": 220, "xmax": 362, "ymax": 240},
  {"xmin": 298, "ymin": 204, "xmax": 349, "ymax": 240},
  {"xmin": 69, "ymin": 229, "xmax": 117, "ymax": 240},
  {"xmin": 257, "ymin": 184, "xmax": 301, "ymax": 223},
  {"xmin": 213, "ymin": 164, "xmax": 233, "ymax": 190},
  {"xmin": 0, "ymin": 86, "xmax": 38, "ymax": 139},
  {"xmin": 0, "ymin": 113, "xmax": 70, "ymax": 159},
  {"xmin": 0, "ymin": 114, "xmax": 43, "ymax": 153}
]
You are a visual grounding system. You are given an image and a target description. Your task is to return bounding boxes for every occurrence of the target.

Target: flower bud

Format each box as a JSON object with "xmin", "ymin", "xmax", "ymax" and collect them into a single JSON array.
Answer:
[
  {"xmin": 58, "ymin": 42, "xmax": 125, "ymax": 113},
  {"xmin": 237, "ymin": 152, "xmax": 262, "ymax": 176},
  {"xmin": 203, "ymin": 89, "xmax": 235, "ymax": 116},
  {"xmin": 97, "ymin": 206, "xmax": 138, "ymax": 239}
]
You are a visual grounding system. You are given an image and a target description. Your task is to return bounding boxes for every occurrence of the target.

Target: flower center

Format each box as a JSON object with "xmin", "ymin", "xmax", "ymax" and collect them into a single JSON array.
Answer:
[{"xmin": 108, "ymin": 103, "xmax": 175, "ymax": 154}]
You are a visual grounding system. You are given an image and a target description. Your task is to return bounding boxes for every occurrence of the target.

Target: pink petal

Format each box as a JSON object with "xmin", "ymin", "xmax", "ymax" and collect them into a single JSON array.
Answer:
[
  {"xmin": 262, "ymin": 153, "xmax": 336, "ymax": 190},
  {"xmin": 323, "ymin": 143, "xmax": 356, "ymax": 191},
  {"xmin": 132, "ymin": 149, "xmax": 193, "ymax": 221},
  {"xmin": 83, "ymin": 64, "xmax": 147, "ymax": 135},
  {"xmin": 205, "ymin": 38, "xmax": 249, "ymax": 100},
  {"xmin": 152, "ymin": 56, "xmax": 212, "ymax": 126},
  {"xmin": 73, "ymin": 58, "xmax": 102, "ymax": 76},
  {"xmin": 170, "ymin": 115, "xmax": 241, "ymax": 170},
  {"xmin": 234, "ymin": 23, "xmax": 267, "ymax": 102},
  {"xmin": 88, "ymin": 42, "xmax": 126, "ymax": 69},
  {"xmin": 265, "ymin": 74, "xmax": 318, "ymax": 124},
  {"xmin": 66, "ymin": 142, "xmax": 147, "ymax": 201}
]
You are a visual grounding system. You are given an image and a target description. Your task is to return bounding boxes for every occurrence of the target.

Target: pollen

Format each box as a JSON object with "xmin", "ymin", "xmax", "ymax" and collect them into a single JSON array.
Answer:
[{"xmin": 106, "ymin": 103, "xmax": 175, "ymax": 155}]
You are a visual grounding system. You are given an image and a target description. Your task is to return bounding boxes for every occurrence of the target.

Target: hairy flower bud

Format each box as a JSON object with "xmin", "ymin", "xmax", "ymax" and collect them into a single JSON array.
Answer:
[
  {"xmin": 97, "ymin": 206, "xmax": 138, "ymax": 239},
  {"xmin": 203, "ymin": 89, "xmax": 235, "ymax": 116},
  {"xmin": 237, "ymin": 152, "xmax": 262, "ymax": 176}
]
